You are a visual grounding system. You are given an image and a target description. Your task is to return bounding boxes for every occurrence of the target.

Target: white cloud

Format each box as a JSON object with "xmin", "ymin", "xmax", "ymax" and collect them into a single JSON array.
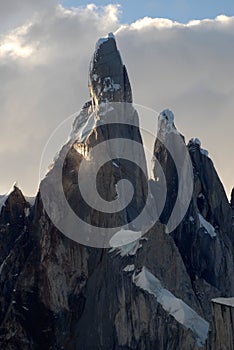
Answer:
[
  {"xmin": 0, "ymin": 23, "xmax": 35, "ymax": 58},
  {"xmin": 115, "ymin": 14, "xmax": 234, "ymax": 197},
  {"xmin": 0, "ymin": 2, "xmax": 233, "ymax": 199}
]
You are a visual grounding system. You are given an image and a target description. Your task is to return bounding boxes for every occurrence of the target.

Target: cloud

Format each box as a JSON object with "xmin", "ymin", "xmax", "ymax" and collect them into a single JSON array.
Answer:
[
  {"xmin": 0, "ymin": 0, "xmax": 57, "ymax": 33},
  {"xmin": 115, "ymin": 14, "xmax": 234, "ymax": 196},
  {"xmin": 0, "ymin": 2, "xmax": 233, "ymax": 198}
]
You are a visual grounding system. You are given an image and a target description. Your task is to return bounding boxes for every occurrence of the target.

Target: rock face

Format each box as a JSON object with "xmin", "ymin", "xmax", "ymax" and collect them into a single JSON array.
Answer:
[
  {"xmin": 152, "ymin": 116, "xmax": 234, "ymax": 321},
  {"xmin": 208, "ymin": 298, "xmax": 234, "ymax": 349},
  {"xmin": 0, "ymin": 186, "xmax": 30, "ymax": 264},
  {"xmin": 89, "ymin": 33, "xmax": 132, "ymax": 106},
  {"xmin": 0, "ymin": 34, "xmax": 233, "ymax": 349}
]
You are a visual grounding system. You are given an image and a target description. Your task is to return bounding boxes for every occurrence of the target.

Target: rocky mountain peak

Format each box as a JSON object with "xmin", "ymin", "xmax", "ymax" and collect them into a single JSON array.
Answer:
[
  {"xmin": 89, "ymin": 33, "xmax": 132, "ymax": 106},
  {"xmin": 0, "ymin": 184, "xmax": 30, "ymax": 224},
  {"xmin": 157, "ymin": 108, "xmax": 178, "ymax": 140},
  {"xmin": 159, "ymin": 109, "xmax": 175, "ymax": 123},
  {"xmin": 0, "ymin": 183, "xmax": 22, "ymax": 212},
  {"xmin": 0, "ymin": 35, "xmax": 234, "ymax": 350},
  {"xmin": 188, "ymin": 138, "xmax": 209, "ymax": 157}
]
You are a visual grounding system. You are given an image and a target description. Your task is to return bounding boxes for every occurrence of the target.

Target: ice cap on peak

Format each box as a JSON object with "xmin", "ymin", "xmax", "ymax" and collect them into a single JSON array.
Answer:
[
  {"xmin": 108, "ymin": 32, "xmax": 115, "ymax": 39},
  {"xmin": 95, "ymin": 32, "xmax": 116, "ymax": 50},
  {"xmin": 159, "ymin": 109, "xmax": 174, "ymax": 124},
  {"xmin": 188, "ymin": 138, "xmax": 209, "ymax": 157},
  {"xmin": 190, "ymin": 138, "xmax": 201, "ymax": 147},
  {"xmin": 157, "ymin": 109, "xmax": 178, "ymax": 139}
]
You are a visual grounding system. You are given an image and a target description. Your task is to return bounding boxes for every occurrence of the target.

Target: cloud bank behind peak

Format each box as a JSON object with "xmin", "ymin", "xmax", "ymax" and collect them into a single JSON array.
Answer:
[{"xmin": 0, "ymin": 2, "xmax": 233, "ymax": 198}]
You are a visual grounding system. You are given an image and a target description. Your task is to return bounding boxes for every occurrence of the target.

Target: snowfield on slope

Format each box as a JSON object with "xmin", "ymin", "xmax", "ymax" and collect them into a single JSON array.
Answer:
[{"xmin": 133, "ymin": 267, "xmax": 209, "ymax": 346}]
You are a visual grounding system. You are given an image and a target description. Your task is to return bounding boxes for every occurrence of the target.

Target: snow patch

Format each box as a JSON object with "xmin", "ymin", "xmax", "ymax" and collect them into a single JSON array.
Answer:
[
  {"xmin": 109, "ymin": 229, "xmax": 142, "ymax": 247},
  {"xmin": 92, "ymin": 73, "xmax": 98, "ymax": 81},
  {"xmin": 198, "ymin": 214, "xmax": 216, "ymax": 237},
  {"xmin": 0, "ymin": 261, "xmax": 6, "ymax": 274},
  {"xmin": 24, "ymin": 208, "xmax": 30, "ymax": 217},
  {"xmin": 99, "ymin": 101, "xmax": 114, "ymax": 116},
  {"xmin": 113, "ymin": 83, "xmax": 121, "ymax": 90},
  {"xmin": 70, "ymin": 103, "xmax": 93, "ymax": 142},
  {"xmin": 123, "ymin": 264, "xmax": 135, "ymax": 272},
  {"xmin": 108, "ymin": 32, "xmax": 115, "ymax": 39},
  {"xmin": 76, "ymin": 111, "xmax": 96, "ymax": 143},
  {"xmin": 109, "ymin": 229, "xmax": 143, "ymax": 257},
  {"xmin": 102, "ymin": 77, "xmax": 121, "ymax": 93},
  {"xmin": 0, "ymin": 195, "xmax": 7, "ymax": 212},
  {"xmin": 112, "ymin": 161, "xmax": 119, "ymax": 168},
  {"xmin": 133, "ymin": 267, "xmax": 209, "ymax": 346},
  {"xmin": 109, "ymin": 240, "xmax": 142, "ymax": 257},
  {"xmin": 200, "ymin": 148, "xmax": 209, "ymax": 157},
  {"xmin": 22, "ymin": 306, "xmax": 29, "ymax": 311},
  {"xmin": 212, "ymin": 297, "xmax": 234, "ymax": 307},
  {"xmin": 191, "ymin": 138, "xmax": 201, "ymax": 146}
]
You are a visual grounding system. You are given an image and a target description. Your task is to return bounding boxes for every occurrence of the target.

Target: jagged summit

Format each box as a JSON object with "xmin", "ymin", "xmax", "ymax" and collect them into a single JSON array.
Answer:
[
  {"xmin": 157, "ymin": 109, "xmax": 179, "ymax": 140},
  {"xmin": 0, "ymin": 182, "xmax": 20, "ymax": 212},
  {"xmin": 159, "ymin": 109, "xmax": 175, "ymax": 123},
  {"xmin": 0, "ymin": 183, "xmax": 30, "ymax": 227},
  {"xmin": 89, "ymin": 33, "xmax": 132, "ymax": 106},
  {"xmin": 188, "ymin": 137, "xmax": 209, "ymax": 157}
]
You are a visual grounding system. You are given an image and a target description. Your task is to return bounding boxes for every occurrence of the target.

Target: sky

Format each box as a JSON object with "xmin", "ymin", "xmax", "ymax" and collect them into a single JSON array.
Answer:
[
  {"xmin": 0, "ymin": 1, "xmax": 233, "ymax": 198},
  {"xmin": 62, "ymin": 0, "xmax": 234, "ymax": 23}
]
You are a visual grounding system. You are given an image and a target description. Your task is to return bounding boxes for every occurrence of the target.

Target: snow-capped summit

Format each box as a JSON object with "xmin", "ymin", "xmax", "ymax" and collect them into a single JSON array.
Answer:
[
  {"xmin": 188, "ymin": 137, "xmax": 209, "ymax": 157},
  {"xmin": 190, "ymin": 137, "xmax": 201, "ymax": 146},
  {"xmin": 159, "ymin": 109, "xmax": 174, "ymax": 123},
  {"xmin": 95, "ymin": 32, "xmax": 115, "ymax": 50},
  {"xmin": 157, "ymin": 109, "xmax": 178, "ymax": 140}
]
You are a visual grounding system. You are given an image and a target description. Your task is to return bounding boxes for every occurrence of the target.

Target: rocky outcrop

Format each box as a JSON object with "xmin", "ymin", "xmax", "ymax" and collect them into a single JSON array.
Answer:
[{"xmin": 0, "ymin": 34, "xmax": 233, "ymax": 349}]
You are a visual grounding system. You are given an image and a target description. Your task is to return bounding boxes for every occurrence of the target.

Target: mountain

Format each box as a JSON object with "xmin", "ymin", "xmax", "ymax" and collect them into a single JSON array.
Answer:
[{"xmin": 0, "ymin": 34, "xmax": 233, "ymax": 350}]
